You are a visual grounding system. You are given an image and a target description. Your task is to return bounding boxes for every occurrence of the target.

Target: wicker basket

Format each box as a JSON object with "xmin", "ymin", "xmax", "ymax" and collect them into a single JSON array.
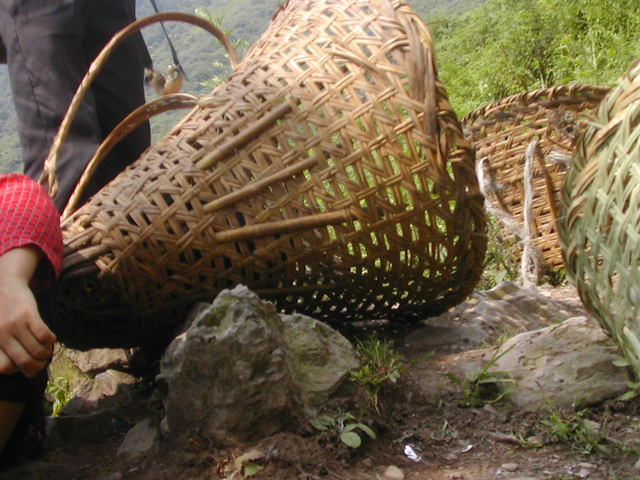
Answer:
[
  {"xmin": 561, "ymin": 62, "xmax": 640, "ymax": 378},
  {"xmin": 462, "ymin": 84, "xmax": 609, "ymax": 270},
  {"xmin": 56, "ymin": 0, "xmax": 486, "ymax": 349}
]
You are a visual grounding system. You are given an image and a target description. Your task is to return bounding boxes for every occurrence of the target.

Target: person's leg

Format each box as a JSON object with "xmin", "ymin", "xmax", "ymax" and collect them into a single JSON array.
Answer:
[
  {"xmin": 79, "ymin": 0, "xmax": 151, "ymax": 203},
  {"xmin": 0, "ymin": 402, "xmax": 24, "ymax": 450},
  {"xmin": 0, "ymin": 0, "xmax": 104, "ymax": 211},
  {"xmin": 0, "ymin": 368, "xmax": 48, "ymax": 469}
]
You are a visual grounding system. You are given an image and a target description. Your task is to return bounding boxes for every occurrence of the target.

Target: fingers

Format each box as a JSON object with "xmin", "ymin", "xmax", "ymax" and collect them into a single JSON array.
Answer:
[
  {"xmin": 25, "ymin": 315, "xmax": 57, "ymax": 351},
  {"xmin": 0, "ymin": 287, "xmax": 55, "ymax": 378},
  {"xmin": 14, "ymin": 323, "xmax": 55, "ymax": 361},
  {"xmin": 0, "ymin": 348, "xmax": 20, "ymax": 376},
  {"xmin": 0, "ymin": 332, "xmax": 49, "ymax": 378}
]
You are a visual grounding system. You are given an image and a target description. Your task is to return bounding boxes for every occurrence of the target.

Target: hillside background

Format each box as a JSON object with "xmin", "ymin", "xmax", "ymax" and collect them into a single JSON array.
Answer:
[
  {"xmin": 0, "ymin": 0, "xmax": 485, "ymax": 174},
  {"xmin": 1, "ymin": 0, "xmax": 638, "ymax": 173}
]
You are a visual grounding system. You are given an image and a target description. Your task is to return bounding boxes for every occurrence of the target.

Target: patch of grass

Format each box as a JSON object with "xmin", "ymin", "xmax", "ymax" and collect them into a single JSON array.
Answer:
[
  {"xmin": 542, "ymin": 266, "xmax": 568, "ymax": 287},
  {"xmin": 349, "ymin": 336, "xmax": 405, "ymax": 412},
  {"xmin": 478, "ymin": 216, "xmax": 520, "ymax": 290},
  {"xmin": 446, "ymin": 346, "xmax": 514, "ymax": 407},
  {"xmin": 613, "ymin": 357, "xmax": 640, "ymax": 401},
  {"xmin": 541, "ymin": 406, "xmax": 611, "ymax": 455}
]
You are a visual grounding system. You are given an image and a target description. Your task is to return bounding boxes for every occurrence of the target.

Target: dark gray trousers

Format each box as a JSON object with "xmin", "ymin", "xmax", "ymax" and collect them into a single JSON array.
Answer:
[
  {"xmin": 0, "ymin": 0, "xmax": 151, "ymax": 464},
  {"xmin": 0, "ymin": 0, "xmax": 151, "ymax": 210}
]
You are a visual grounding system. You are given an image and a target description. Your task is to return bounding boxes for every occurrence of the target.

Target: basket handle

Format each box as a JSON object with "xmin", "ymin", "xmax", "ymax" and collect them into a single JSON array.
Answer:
[
  {"xmin": 41, "ymin": 12, "xmax": 239, "ymax": 202},
  {"xmin": 61, "ymin": 92, "xmax": 199, "ymax": 219}
]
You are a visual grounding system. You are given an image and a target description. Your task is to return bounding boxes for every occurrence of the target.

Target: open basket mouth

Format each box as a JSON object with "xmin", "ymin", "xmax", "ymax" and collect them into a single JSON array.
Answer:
[
  {"xmin": 462, "ymin": 84, "xmax": 610, "ymax": 272},
  {"xmin": 54, "ymin": 0, "xmax": 487, "ymax": 350}
]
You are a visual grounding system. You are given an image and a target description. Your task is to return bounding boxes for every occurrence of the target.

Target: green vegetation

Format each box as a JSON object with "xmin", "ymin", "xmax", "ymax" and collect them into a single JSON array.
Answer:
[
  {"xmin": 45, "ymin": 376, "xmax": 74, "ymax": 417},
  {"xmin": 1, "ymin": 0, "xmax": 638, "ymax": 171},
  {"xmin": 308, "ymin": 337, "xmax": 404, "ymax": 451},
  {"xmin": 478, "ymin": 217, "xmax": 520, "ymax": 290},
  {"xmin": 446, "ymin": 345, "xmax": 514, "ymax": 406},
  {"xmin": 309, "ymin": 412, "xmax": 377, "ymax": 449},
  {"xmin": 434, "ymin": 0, "xmax": 640, "ymax": 116},
  {"xmin": 541, "ymin": 406, "xmax": 611, "ymax": 455},
  {"xmin": 0, "ymin": 0, "xmax": 485, "ymax": 173},
  {"xmin": 350, "ymin": 336, "xmax": 405, "ymax": 412}
]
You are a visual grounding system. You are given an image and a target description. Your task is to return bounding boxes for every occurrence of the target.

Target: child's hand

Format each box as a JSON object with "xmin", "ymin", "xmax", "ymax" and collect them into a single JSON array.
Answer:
[{"xmin": 0, "ymin": 247, "xmax": 56, "ymax": 378}]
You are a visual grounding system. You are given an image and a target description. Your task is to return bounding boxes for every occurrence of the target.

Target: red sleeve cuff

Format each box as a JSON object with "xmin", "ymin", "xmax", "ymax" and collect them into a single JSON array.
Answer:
[{"xmin": 0, "ymin": 174, "xmax": 63, "ymax": 277}]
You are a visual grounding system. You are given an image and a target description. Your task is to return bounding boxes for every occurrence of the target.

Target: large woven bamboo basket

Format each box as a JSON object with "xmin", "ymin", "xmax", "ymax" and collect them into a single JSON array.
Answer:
[
  {"xmin": 56, "ymin": 0, "xmax": 486, "ymax": 349},
  {"xmin": 462, "ymin": 85, "xmax": 609, "ymax": 269},
  {"xmin": 561, "ymin": 62, "xmax": 640, "ymax": 378}
]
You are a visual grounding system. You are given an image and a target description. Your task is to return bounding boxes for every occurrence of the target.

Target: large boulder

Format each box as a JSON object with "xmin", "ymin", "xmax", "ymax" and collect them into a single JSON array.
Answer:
[
  {"xmin": 404, "ymin": 284, "xmax": 629, "ymax": 412},
  {"xmin": 157, "ymin": 285, "xmax": 359, "ymax": 446},
  {"xmin": 404, "ymin": 282, "xmax": 585, "ymax": 354},
  {"xmin": 492, "ymin": 316, "xmax": 629, "ymax": 411}
]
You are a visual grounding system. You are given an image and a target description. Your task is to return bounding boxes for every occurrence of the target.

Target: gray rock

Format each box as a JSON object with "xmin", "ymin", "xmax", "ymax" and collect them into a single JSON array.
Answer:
[
  {"xmin": 103, "ymin": 473, "xmax": 124, "ymax": 480},
  {"xmin": 404, "ymin": 282, "xmax": 585, "ymax": 353},
  {"xmin": 63, "ymin": 370, "xmax": 139, "ymax": 415},
  {"xmin": 281, "ymin": 313, "xmax": 360, "ymax": 408},
  {"xmin": 157, "ymin": 285, "xmax": 307, "ymax": 446},
  {"xmin": 117, "ymin": 418, "xmax": 159, "ymax": 457},
  {"xmin": 64, "ymin": 348, "xmax": 132, "ymax": 374},
  {"xmin": 48, "ymin": 345, "xmax": 93, "ymax": 398},
  {"xmin": 383, "ymin": 465, "xmax": 405, "ymax": 480},
  {"xmin": 492, "ymin": 316, "xmax": 629, "ymax": 411}
]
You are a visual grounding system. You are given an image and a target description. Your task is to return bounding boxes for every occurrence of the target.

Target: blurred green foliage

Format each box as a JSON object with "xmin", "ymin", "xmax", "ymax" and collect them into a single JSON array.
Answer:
[
  {"xmin": 434, "ymin": 0, "xmax": 640, "ymax": 116},
  {"xmin": 3, "ymin": 0, "xmax": 638, "ymax": 172},
  {"xmin": 0, "ymin": 1, "xmax": 485, "ymax": 173}
]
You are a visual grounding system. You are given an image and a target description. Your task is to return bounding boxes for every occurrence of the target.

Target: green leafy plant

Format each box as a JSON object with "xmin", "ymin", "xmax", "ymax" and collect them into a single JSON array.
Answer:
[
  {"xmin": 541, "ymin": 407, "xmax": 611, "ymax": 455},
  {"xmin": 446, "ymin": 346, "xmax": 514, "ymax": 406},
  {"xmin": 478, "ymin": 217, "xmax": 520, "ymax": 290},
  {"xmin": 309, "ymin": 412, "xmax": 376, "ymax": 448},
  {"xmin": 45, "ymin": 376, "xmax": 74, "ymax": 417},
  {"xmin": 612, "ymin": 357, "xmax": 640, "ymax": 401},
  {"xmin": 350, "ymin": 336, "xmax": 405, "ymax": 412}
]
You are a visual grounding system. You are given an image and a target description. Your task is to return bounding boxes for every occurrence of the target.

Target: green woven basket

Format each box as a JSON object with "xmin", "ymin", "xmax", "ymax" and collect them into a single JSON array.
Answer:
[{"xmin": 561, "ymin": 61, "xmax": 640, "ymax": 377}]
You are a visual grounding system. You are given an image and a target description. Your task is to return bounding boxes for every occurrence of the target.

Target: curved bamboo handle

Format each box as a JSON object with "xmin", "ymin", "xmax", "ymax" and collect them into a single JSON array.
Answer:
[
  {"xmin": 41, "ymin": 12, "xmax": 240, "ymax": 200},
  {"xmin": 62, "ymin": 93, "xmax": 199, "ymax": 219}
]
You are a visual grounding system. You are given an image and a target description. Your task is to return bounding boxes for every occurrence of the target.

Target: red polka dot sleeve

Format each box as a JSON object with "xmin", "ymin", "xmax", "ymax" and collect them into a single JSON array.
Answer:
[{"xmin": 0, "ymin": 174, "xmax": 63, "ymax": 277}]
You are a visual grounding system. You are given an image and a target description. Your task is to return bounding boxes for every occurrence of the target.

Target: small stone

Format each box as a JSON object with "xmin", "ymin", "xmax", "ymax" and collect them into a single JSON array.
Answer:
[
  {"xmin": 634, "ymin": 457, "xmax": 640, "ymax": 470},
  {"xmin": 501, "ymin": 463, "xmax": 519, "ymax": 472},
  {"xmin": 117, "ymin": 418, "xmax": 158, "ymax": 457},
  {"xmin": 576, "ymin": 468, "xmax": 591, "ymax": 478},
  {"xmin": 383, "ymin": 465, "xmax": 404, "ymax": 480},
  {"xmin": 483, "ymin": 404, "xmax": 498, "ymax": 415},
  {"xmin": 577, "ymin": 462, "xmax": 597, "ymax": 470},
  {"xmin": 526, "ymin": 435, "xmax": 542, "ymax": 445},
  {"xmin": 103, "ymin": 474, "xmax": 123, "ymax": 480}
]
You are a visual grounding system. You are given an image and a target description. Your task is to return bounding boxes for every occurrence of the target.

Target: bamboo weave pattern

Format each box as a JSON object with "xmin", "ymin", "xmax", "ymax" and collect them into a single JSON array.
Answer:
[
  {"xmin": 463, "ymin": 85, "xmax": 609, "ymax": 269},
  {"xmin": 561, "ymin": 62, "xmax": 640, "ymax": 378},
  {"xmin": 57, "ymin": 0, "xmax": 486, "ymax": 349}
]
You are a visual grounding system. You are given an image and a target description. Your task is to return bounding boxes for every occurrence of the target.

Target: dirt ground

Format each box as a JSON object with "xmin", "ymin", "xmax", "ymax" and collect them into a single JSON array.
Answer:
[{"xmin": 5, "ymin": 284, "xmax": 640, "ymax": 480}]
